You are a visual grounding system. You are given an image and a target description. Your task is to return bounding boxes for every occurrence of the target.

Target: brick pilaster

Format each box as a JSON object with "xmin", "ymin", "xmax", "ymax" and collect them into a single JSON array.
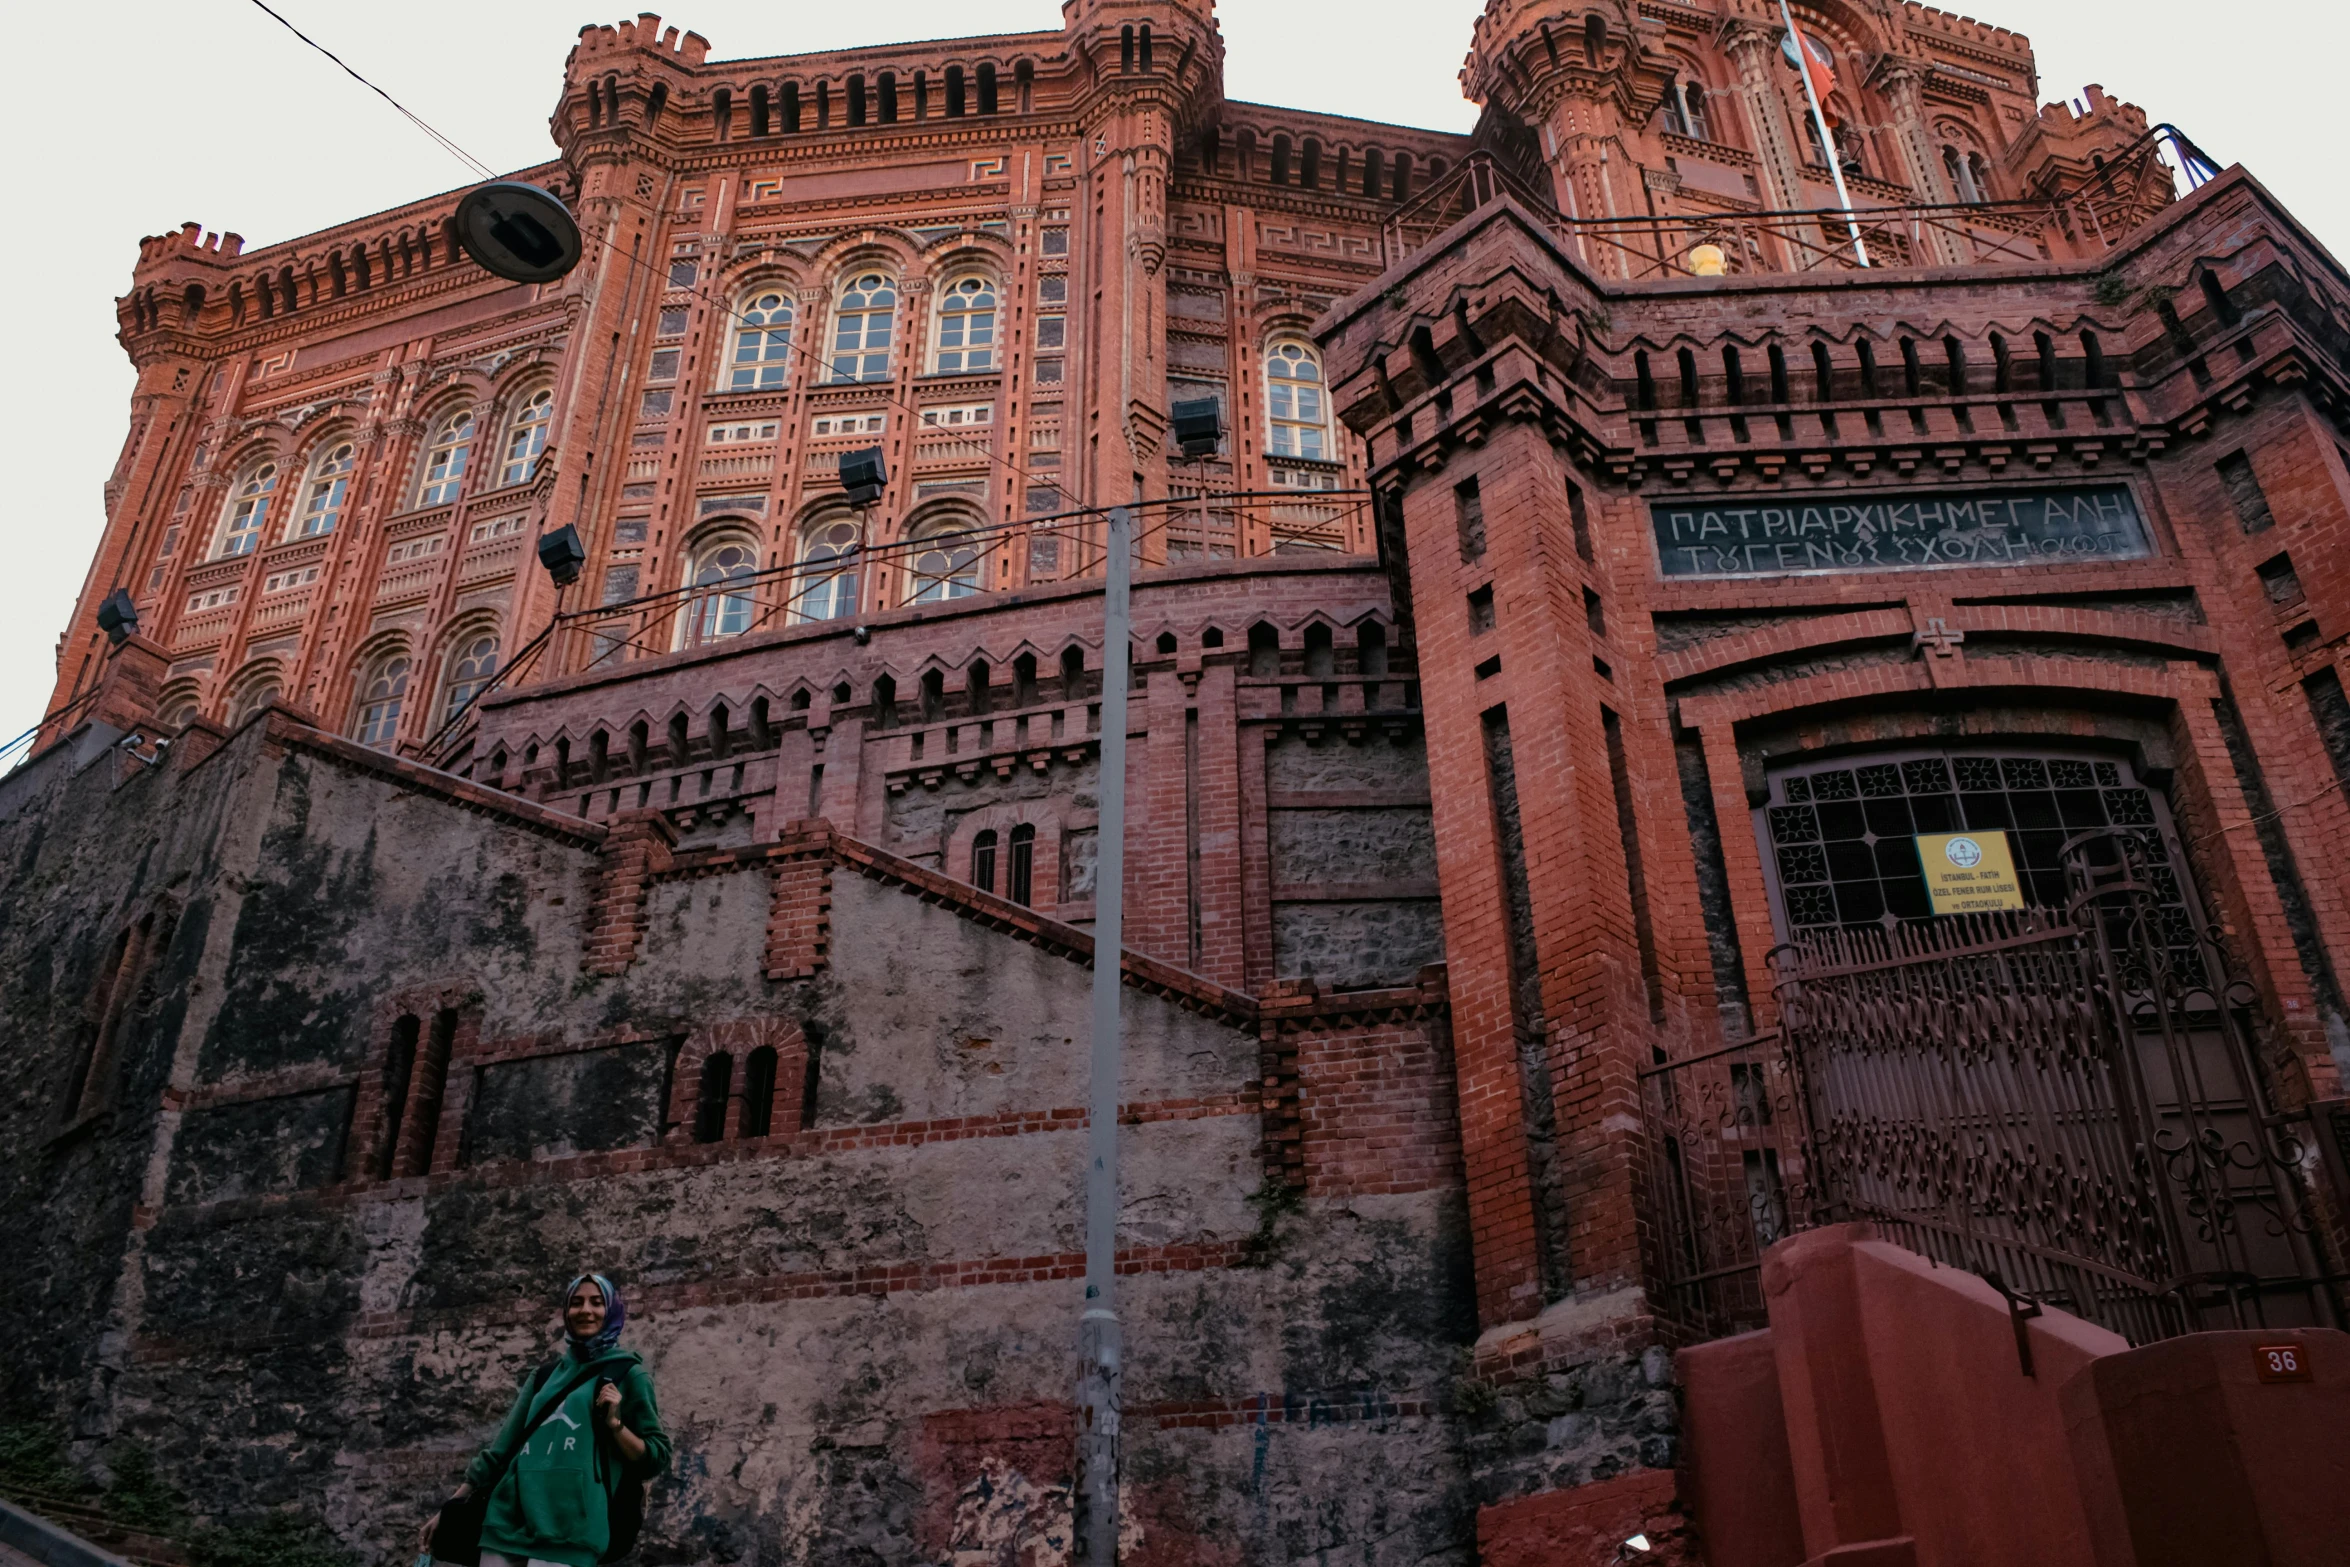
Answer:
[{"xmin": 584, "ymin": 808, "xmax": 678, "ymax": 976}]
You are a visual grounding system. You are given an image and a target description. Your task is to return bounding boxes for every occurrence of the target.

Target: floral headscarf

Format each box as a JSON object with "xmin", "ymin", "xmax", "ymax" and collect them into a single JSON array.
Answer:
[{"xmin": 564, "ymin": 1272, "xmax": 625, "ymax": 1360}]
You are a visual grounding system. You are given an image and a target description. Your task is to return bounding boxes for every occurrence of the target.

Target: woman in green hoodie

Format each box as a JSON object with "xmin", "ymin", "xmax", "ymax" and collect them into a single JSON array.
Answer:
[{"xmin": 419, "ymin": 1272, "xmax": 670, "ymax": 1567}]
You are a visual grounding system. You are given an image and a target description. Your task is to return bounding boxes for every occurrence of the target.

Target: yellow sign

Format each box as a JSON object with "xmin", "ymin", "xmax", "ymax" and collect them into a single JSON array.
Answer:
[{"xmin": 1916, "ymin": 831, "xmax": 2025, "ymax": 915}]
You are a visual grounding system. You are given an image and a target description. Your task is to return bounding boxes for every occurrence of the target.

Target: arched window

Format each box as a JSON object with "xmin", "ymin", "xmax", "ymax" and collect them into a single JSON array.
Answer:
[
  {"xmin": 907, "ymin": 518, "xmax": 980, "ymax": 603},
  {"xmin": 794, "ymin": 516, "xmax": 861, "ymax": 622},
  {"xmin": 829, "ymin": 274, "xmax": 897, "ymax": 383},
  {"xmin": 1967, "ymin": 152, "xmax": 1992, "ymax": 204},
  {"xmin": 441, "ymin": 631, "xmax": 500, "ymax": 722},
  {"xmin": 1943, "ymin": 146, "xmax": 1985, "ymax": 204},
  {"xmin": 295, "ymin": 441, "xmax": 355, "ymax": 539},
  {"xmin": 971, "ymin": 828, "xmax": 999, "ymax": 893},
  {"xmin": 1265, "ymin": 340, "xmax": 1329, "ymax": 460},
  {"xmin": 740, "ymin": 1046, "xmax": 778, "ymax": 1137},
  {"xmin": 228, "ymin": 678, "xmax": 281, "ymax": 725},
  {"xmin": 933, "ymin": 275, "xmax": 998, "ymax": 373},
  {"xmin": 218, "ymin": 461, "xmax": 277, "ymax": 557},
  {"xmin": 496, "ymin": 387, "xmax": 553, "ymax": 486},
  {"xmin": 690, "ymin": 537, "xmax": 758, "ymax": 641},
  {"xmin": 417, "ymin": 410, "xmax": 473, "ymax": 506},
  {"xmin": 728, "ymin": 291, "xmax": 794, "ymax": 389},
  {"xmin": 693, "ymin": 1051, "xmax": 734, "ymax": 1143},
  {"xmin": 1007, "ymin": 823, "xmax": 1035, "ymax": 906},
  {"xmin": 1662, "ymin": 77, "xmax": 1709, "ymax": 141},
  {"xmin": 356, "ymin": 654, "xmax": 410, "ymax": 747}
]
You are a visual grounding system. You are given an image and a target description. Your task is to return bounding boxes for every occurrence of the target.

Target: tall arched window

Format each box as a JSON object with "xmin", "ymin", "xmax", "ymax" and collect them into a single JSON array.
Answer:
[
  {"xmin": 1662, "ymin": 77, "xmax": 1708, "ymax": 140},
  {"xmin": 794, "ymin": 516, "xmax": 861, "ymax": 622},
  {"xmin": 971, "ymin": 829, "xmax": 999, "ymax": 893},
  {"xmin": 728, "ymin": 290, "xmax": 794, "ymax": 389},
  {"xmin": 690, "ymin": 537, "xmax": 758, "ymax": 641},
  {"xmin": 1265, "ymin": 340, "xmax": 1329, "ymax": 460},
  {"xmin": 933, "ymin": 275, "xmax": 998, "ymax": 373},
  {"xmin": 295, "ymin": 441, "xmax": 355, "ymax": 539},
  {"xmin": 356, "ymin": 654, "xmax": 410, "ymax": 747},
  {"xmin": 907, "ymin": 519, "xmax": 981, "ymax": 603},
  {"xmin": 417, "ymin": 410, "xmax": 473, "ymax": 505},
  {"xmin": 1943, "ymin": 146, "xmax": 1985, "ymax": 204},
  {"xmin": 218, "ymin": 461, "xmax": 277, "ymax": 557},
  {"xmin": 829, "ymin": 274, "xmax": 897, "ymax": 383},
  {"xmin": 496, "ymin": 387, "xmax": 554, "ymax": 486},
  {"xmin": 1968, "ymin": 152, "xmax": 1992, "ymax": 204},
  {"xmin": 441, "ymin": 632, "xmax": 500, "ymax": 722},
  {"xmin": 1007, "ymin": 823, "xmax": 1035, "ymax": 906}
]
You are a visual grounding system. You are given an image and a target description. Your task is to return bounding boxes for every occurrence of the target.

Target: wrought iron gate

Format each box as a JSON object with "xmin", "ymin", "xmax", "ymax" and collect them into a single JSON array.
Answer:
[{"xmin": 1643, "ymin": 828, "xmax": 2349, "ymax": 1345}]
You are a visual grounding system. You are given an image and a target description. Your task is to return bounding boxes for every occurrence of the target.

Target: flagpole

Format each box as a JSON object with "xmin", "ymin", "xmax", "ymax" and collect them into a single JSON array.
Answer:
[{"xmin": 1777, "ymin": 0, "xmax": 1870, "ymax": 268}]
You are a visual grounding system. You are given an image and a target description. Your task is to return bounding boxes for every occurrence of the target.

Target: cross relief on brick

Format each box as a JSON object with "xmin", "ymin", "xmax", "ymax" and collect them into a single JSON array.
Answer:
[{"xmin": 1912, "ymin": 617, "xmax": 1966, "ymax": 658}]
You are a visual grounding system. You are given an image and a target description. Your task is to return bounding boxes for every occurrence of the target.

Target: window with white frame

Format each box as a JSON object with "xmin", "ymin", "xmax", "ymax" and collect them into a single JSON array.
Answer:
[
  {"xmin": 218, "ymin": 461, "xmax": 278, "ymax": 557},
  {"xmin": 186, "ymin": 586, "xmax": 241, "ymax": 612},
  {"xmin": 794, "ymin": 516, "xmax": 861, "ymax": 622},
  {"xmin": 469, "ymin": 515, "xmax": 525, "ymax": 544},
  {"xmin": 728, "ymin": 291, "xmax": 795, "ymax": 390},
  {"xmin": 295, "ymin": 441, "xmax": 355, "ymax": 539},
  {"xmin": 356, "ymin": 654, "xmax": 410, "ymax": 747},
  {"xmin": 496, "ymin": 387, "xmax": 554, "ymax": 486},
  {"xmin": 829, "ymin": 274, "xmax": 897, "ymax": 383},
  {"xmin": 387, "ymin": 535, "xmax": 446, "ymax": 564},
  {"xmin": 932, "ymin": 275, "xmax": 999, "ymax": 373},
  {"xmin": 919, "ymin": 404, "xmax": 994, "ymax": 428},
  {"xmin": 707, "ymin": 421, "xmax": 780, "ymax": 444},
  {"xmin": 689, "ymin": 537, "xmax": 759, "ymax": 641},
  {"xmin": 1265, "ymin": 340, "xmax": 1329, "ymax": 460},
  {"xmin": 812, "ymin": 413, "xmax": 887, "ymax": 437},
  {"xmin": 263, "ymin": 565, "xmax": 321, "ymax": 593},
  {"xmin": 441, "ymin": 632, "xmax": 500, "ymax": 722},
  {"xmin": 229, "ymin": 681, "xmax": 280, "ymax": 725},
  {"xmin": 906, "ymin": 518, "xmax": 981, "ymax": 603},
  {"xmin": 417, "ymin": 410, "xmax": 473, "ymax": 506}
]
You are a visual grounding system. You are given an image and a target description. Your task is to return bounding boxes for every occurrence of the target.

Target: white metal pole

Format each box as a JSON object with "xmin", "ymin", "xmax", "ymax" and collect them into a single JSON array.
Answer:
[
  {"xmin": 1075, "ymin": 504, "xmax": 1132, "ymax": 1562},
  {"xmin": 1777, "ymin": 0, "xmax": 1870, "ymax": 268}
]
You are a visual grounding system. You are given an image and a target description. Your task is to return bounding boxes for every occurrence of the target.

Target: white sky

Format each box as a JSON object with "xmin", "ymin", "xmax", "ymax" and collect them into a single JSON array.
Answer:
[{"xmin": 3, "ymin": 0, "xmax": 2341, "ymax": 744}]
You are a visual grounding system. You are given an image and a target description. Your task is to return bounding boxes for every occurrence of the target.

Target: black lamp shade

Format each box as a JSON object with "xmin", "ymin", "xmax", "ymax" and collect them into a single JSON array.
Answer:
[
  {"xmin": 839, "ymin": 447, "xmax": 888, "ymax": 506},
  {"xmin": 1171, "ymin": 397, "xmax": 1222, "ymax": 457},
  {"xmin": 96, "ymin": 587, "xmax": 140, "ymax": 644},
  {"xmin": 454, "ymin": 182, "xmax": 584, "ymax": 285},
  {"xmin": 536, "ymin": 524, "xmax": 587, "ymax": 586}
]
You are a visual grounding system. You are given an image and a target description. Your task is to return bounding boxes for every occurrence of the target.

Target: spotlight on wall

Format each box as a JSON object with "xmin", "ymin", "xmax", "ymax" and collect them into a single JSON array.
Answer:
[
  {"xmin": 95, "ymin": 588, "xmax": 140, "ymax": 646},
  {"xmin": 536, "ymin": 524, "xmax": 587, "ymax": 587},
  {"xmin": 839, "ymin": 447, "xmax": 889, "ymax": 507},
  {"xmin": 453, "ymin": 182, "xmax": 584, "ymax": 284},
  {"xmin": 1170, "ymin": 397, "xmax": 1223, "ymax": 458}
]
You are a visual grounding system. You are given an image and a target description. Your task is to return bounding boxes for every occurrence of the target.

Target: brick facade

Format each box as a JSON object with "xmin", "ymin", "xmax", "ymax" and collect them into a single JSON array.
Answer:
[{"xmin": 13, "ymin": 1, "xmax": 2350, "ymax": 1562}]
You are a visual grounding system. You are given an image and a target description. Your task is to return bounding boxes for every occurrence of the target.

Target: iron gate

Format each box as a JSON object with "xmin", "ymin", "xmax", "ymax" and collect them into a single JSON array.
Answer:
[{"xmin": 1643, "ymin": 828, "xmax": 2349, "ymax": 1344}]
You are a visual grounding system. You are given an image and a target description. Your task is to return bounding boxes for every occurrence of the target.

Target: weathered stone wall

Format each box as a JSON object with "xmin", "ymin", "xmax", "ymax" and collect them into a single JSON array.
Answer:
[{"xmin": 1, "ymin": 712, "xmax": 1486, "ymax": 1564}]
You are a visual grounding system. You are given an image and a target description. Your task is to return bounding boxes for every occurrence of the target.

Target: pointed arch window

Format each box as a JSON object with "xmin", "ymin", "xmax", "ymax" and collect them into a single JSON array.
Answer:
[
  {"xmin": 907, "ymin": 518, "xmax": 981, "ymax": 603},
  {"xmin": 357, "ymin": 654, "xmax": 410, "ymax": 748},
  {"xmin": 1265, "ymin": 340, "xmax": 1329, "ymax": 460},
  {"xmin": 295, "ymin": 441, "xmax": 356, "ymax": 539},
  {"xmin": 689, "ymin": 537, "xmax": 759, "ymax": 641},
  {"xmin": 728, "ymin": 290, "xmax": 795, "ymax": 389},
  {"xmin": 441, "ymin": 631, "xmax": 500, "ymax": 722},
  {"xmin": 218, "ymin": 461, "xmax": 278, "ymax": 557},
  {"xmin": 497, "ymin": 387, "xmax": 554, "ymax": 486},
  {"xmin": 933, "ymin": 275, "xmax": 999, "ymax": 373},
  {"xmin": 794, "ymin": 516, "xmax": 861, "ymax": 622},
  {"xmin": 418, "ymin": 410, "xmax": 473, "ymax": 506},
  {"xmin": 829, "ymin": 274, "xmax": 898, "ymax": 383}
]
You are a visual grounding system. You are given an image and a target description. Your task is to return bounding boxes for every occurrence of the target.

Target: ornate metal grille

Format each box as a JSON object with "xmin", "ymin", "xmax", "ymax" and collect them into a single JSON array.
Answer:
[{"xmin": 1643, "ymin": 750, "xmax": 2347, "ymax": 1346}]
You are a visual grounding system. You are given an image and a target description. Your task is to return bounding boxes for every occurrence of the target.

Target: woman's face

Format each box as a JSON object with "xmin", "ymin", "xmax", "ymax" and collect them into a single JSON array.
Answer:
[{"xmin": 566, "ymin": 1280, "xmax": 607, "ymax": 1339}]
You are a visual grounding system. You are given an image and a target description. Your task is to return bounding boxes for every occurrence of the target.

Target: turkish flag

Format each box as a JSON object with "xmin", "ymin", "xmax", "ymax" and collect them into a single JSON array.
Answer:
[{"xmin": 1785, "ymin": 31, "xmax": 1841, "ymax": 125}]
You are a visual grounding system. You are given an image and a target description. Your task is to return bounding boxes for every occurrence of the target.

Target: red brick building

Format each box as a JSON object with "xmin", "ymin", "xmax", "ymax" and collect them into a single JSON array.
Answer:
[{"xmin": 12, "ymin": 2, "xmax": 2350, "ymax": 1563}]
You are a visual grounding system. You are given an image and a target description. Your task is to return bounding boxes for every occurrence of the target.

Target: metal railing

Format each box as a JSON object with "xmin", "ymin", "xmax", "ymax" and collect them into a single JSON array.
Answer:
[
  {"xmin": 1385, "ymin": 124, "xmax": 2223, "ymax": 280},
  {"xmin": 1643, "ymin": 829, "xmax": 2347, "ymax": 1346}
]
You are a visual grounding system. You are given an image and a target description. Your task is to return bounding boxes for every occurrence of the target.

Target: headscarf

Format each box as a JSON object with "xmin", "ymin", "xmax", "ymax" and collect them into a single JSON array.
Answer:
[{"xmin": 564, "ymin": 1271, "xmax": 625, "ymax": 1360}]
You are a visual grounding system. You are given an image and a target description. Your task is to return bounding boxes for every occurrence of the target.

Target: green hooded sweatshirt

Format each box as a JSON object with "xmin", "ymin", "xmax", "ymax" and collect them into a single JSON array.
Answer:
[{"xmin": 464, "ymin": 1349, "xmax": 670, "ymax": 1567}]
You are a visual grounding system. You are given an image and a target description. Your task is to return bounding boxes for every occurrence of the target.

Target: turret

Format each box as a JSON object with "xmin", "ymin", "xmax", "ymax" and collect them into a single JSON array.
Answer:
[{"xmin": 553, "ymin": 12, "xmax": 712, "ymax": 159}]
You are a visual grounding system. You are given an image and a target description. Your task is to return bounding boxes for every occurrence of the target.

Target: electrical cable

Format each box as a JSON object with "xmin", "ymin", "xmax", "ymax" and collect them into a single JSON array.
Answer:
[{"xmin": 243, "ymin": 0, "xmax": 499, "ymax": 181}]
